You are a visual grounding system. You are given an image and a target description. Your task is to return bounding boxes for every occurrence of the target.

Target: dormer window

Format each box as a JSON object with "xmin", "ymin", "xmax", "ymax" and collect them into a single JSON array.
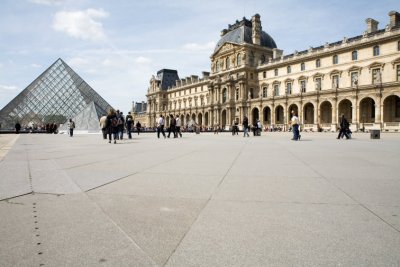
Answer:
[
  {"xmin": 287, "ymin": 66, "xmax": 291, "ymax": 74},
  {"xmin": 274, "ymin": 68, "xmax": 278, "ymax": 76},
  {"xmin": 333, "ymin": 55, "xmax": 338, "ymax": 65},
  {"xmin": 352, "ymin": 51, "xmax": 358, "ymax": 61},
  {"xmin": 316, "ymin": 59, "xmax": 321, "ymax": 68},
  {"xmin": 237, "ymin": 53, "xmax": 242, "ymax": 66},
  {"xmin": 216, "ymin": 60, "xmax": 220, "ymax": 72},
  {"xmin": 373, "ymin": 45, "xmax": 380, "ymax": 56},
  {"xmin": 300, "ymin": 62, "xmax": 305, "ymax": 71},
  {"xmin": 226, "ymin": 57, "xmax": 230, "ymax": 70}
]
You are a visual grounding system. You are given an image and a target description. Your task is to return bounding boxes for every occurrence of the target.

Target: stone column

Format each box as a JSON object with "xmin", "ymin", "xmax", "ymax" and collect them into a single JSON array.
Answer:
[{"xmin": 332, "ymin": 101, "xmax": 337, "ymax": 131}]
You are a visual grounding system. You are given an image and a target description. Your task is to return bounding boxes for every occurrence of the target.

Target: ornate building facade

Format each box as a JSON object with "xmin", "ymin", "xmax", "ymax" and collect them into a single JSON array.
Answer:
[{"xmin": 136, "ymin": 11, "xmax": 400, "ymax": 132}]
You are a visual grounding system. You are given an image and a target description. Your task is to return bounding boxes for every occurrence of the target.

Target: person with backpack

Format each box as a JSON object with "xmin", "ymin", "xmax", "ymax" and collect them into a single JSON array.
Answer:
[
  {"xmin": 337, "ymin": 114, "xmax": 350, "ymax": 139},
  {"xmin": 116, "ymin": 110, "xmax": 125, "ymax": 140},
  {"xmin": 67, "ymin": 118, "xmax": 75, "ymax": 137},
  {"xmin": 242, "ymin": 116, "xmax": 249, "ymax": 137},
  {"xmin": 136, "ymin": 121, "xmax": 141, "ymax": 135},
  {"xmin": 125, "ymin": 112, "xmax": 134, "ymax": 139},
  {"xmin": 167, "ymin": 114, "xmax": 176, "ymax": 138},
  {"xmin": 107, "ymin": 108, "xmax": 118, "ymax": 144}
]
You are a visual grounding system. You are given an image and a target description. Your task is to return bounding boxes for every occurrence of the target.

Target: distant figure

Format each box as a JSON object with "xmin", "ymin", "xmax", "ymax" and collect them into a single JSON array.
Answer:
[
  {"xmin": 107, "ymin": 108, "xmax": 118, "ymax": 144},
  {"xmin": 291, "ymin": 112, "xmax": 300, "ymax": 141},
  {"xmin": 15, "ymin": 122, "xmax": 21, "ymax": 134},
  {"xmin": 99, "ymin": 114, "xmax": 107, "ymax": 139},
  {"xmin": 175, "ymin": 115, "xmax": 182, "ymax": 138},
  {"xmin": 116, "ymin": 110, "xmax": 125, "ymax": 140},
  {"xmin": 242, "ymin": 116, "xmax": 249, "ymax": 137},
  {"xmin": 167, "ymin": 114, "xmax": 176, "ymax": 138},
  {"xmin": 136, "ymin": 121, "xmax": 141, "ymax": 135},
  {"xmin": 337, "ymin": 114, "xmax": 350, "ymax": 140},
  {"xmin": 67, "ymin": 119, "xmax": 75, "ymax": 137},
  {"xmin": 125, "ymin": 112, "xmax": 133, "ymax": 139},
  {"xmin": 157, "ymin": 115, "xmax": 166, "ymax": 139},
  {"xmin": 214, "ymin": 124, "xmax": 219, "ymax": 134}
]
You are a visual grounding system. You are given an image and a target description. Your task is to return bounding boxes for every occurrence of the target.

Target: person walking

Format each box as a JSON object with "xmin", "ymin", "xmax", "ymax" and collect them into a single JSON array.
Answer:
[
  {"xmin": 242, "ymin": 116, "xmax": 249, "ymax": 137},
  {"xmin": 291, "ymin": 112, "xmax": 300, "ymax": 141},
  {"xmin": 15, "ymin": 122, "xmax": 21, "ymax": 134},
  {"xmin": 175, "ymin": 115, "xmax": 182, "ymax": 137},
  {"xmin": 99, "ymin": 114, "xmax": 107, "ymax": 139},
  {"xmin": 116, "ymin": 111, "xmax": 125, "ymax": 140},
  {"xmin": 337, "ymin": 114, "xmax": 350, "ymax": 139},
  {"xmin": 136, "ymin": 121, "xmax": 141, "ymax": 135},
  {"xmin": 167, "ymin": 114, "xmax": 176, "ymax": 138},
  {"xmin": 67, "ymin": 118, "xmax": 75, "ymax": 137},
  {"xmin": 157, "ymin": 115, "xmax": 166, "ymax": 138},
  {"xmin": 125, "ymin": 112, "xmax": 133, "ymax": 139},
  {"xmin": 107, "ymin": 108, "xmax": 118, "ymax": 144}
]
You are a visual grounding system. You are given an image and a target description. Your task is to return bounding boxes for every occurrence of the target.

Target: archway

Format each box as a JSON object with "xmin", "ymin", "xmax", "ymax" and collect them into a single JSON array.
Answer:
[
  {"xmin": 198, "ymin": 113, "xmax": 203, "ymax": 126},
  {"xmin": 185, "ymin": 114, "xmax": 190, "ymax": 126},
  {"xmin": 288, "ymin": 104, "xmax": 299, "ymax": 117},
  {"xmin": 359, "ymin": 97, "xmax": 375, "ymax": 123},
  {"xmin": 180, "ymin": 114, "xmax": 184, "ymax": 126},
  {"xmin": 191, "ymin": 113, "xmax": 196, "ymax": 123},
  {"xmin": 303, "ymin": 103, "xmax": 314, "ymax": 124},
  {"xmin": 320, "ymin": 101, "xmax": 332, "ymax": 124},
  {"xmin": 221, "ymin": 110, "xmax": 227, "ymax": 128},
  {"xmin": 252, "ymin": 107, "xmax": 259, "ymax": 125},
  {"xmin": 275, "ymin": 105, "xmax": 284, "ymax": 124},
  {"xmin": 263, "ymin": 106, "xmax": 271, "ymax": 124},
  {"xmin": 338, "ymin": 99, "xmax": 352, "ymax": 123},
  {"xmin": 383, "ymin": 95, "xmax": 400, "ymax": 122},
  {"xmin": 204, "ymin": 112, "xmax": 209, "ymax": 127}
]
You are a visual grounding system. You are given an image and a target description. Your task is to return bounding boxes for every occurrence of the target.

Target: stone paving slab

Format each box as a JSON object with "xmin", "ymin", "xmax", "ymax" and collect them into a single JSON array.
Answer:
[{"xmin": 0, "ymin": 132, "xmax": 399, "ymax": 266}]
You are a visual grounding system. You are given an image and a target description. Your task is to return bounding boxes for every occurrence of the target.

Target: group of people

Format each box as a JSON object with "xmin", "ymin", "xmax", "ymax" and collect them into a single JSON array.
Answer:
[
  {"xmin": 156, "ymin": 114, "xmax": 183, "ymax": 139},
  {"xmin": 100, "ymin": 109, "xmax": 142, "ymax": 144}
]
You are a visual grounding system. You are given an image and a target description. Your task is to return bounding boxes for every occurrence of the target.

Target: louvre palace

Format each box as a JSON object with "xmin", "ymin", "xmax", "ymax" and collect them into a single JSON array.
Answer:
[{"xmin": 134, "ymin": 11, "xmax": 400, "ymax": 132}]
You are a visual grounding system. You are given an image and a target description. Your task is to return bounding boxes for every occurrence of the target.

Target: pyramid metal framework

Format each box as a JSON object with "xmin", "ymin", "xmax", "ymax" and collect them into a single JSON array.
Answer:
[{"xmin": 0, "ymin": 58, "xmax": 113, "ymax": 130}]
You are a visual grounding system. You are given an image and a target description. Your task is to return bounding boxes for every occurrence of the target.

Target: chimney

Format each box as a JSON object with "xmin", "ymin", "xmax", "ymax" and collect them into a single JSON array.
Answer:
[
  {"xmin": 252, "ymin": 14, "xmax": 261, "ymax": 45},
  {"xmin": 389, "ymin": 11, "xmax": 400, "ymax": 28},
  {"xmin": 202, "ymin": 71, "xmax": 210, "ymax": 78},
  {"xmin": 366, "ymin": 18, "xmax": 379, "ymax": 33},
  {"xmin": 272, "ymin": 48, "xmax": 283, "ymax": 59}
]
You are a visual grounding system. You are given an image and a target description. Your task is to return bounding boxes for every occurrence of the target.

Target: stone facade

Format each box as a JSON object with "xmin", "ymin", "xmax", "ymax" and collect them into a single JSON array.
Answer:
[{"xmin": 138, "ymin": 11, "xmax": 400, "ymax": 132}]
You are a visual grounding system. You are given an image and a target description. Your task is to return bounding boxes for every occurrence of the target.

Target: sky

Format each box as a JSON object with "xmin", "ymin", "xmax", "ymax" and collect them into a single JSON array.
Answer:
[{"xmin": 0, "ymin": 0, "xmax": 399, "ymax": 113}]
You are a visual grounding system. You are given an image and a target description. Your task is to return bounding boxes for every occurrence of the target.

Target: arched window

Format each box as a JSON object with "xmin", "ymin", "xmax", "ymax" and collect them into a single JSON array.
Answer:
[
  {"xmin": 287, "ymin": 65, "xmax": 291, "ymax": 74},
  {"xmin": 235, "ymin": 88, "xmax": 239, "ymax": 100},
  {"xmin": 316, "ymin": 59, "xmax": 321, "ymax": 68},
  {"xmin": 352, "ymin": 51, "xmax": 358, "ymax": 61},
  {"xmin": 332, "ymin": 55, "xmax": 338, "ymax": 64},
  {"xmin": 237, "ymin": 53, "xmax": 242, "ymax": 66},
  {"xmin": 300, "ymin": 62, "xmax": 305, "ymax": 71},
  {"xmin": 262, "ymin": 87, "xmax": 267, "ymax": 97},
  {"xmin": 373, "ymin": 45, "xmax": 380, "ymax": 56},
  {"xmin": 226, "ymin": 57, "xmax": 230, "ymax": 70}
]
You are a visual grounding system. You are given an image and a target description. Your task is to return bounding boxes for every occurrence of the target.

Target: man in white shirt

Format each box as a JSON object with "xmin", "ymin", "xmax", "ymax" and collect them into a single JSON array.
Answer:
[
  {"xmin": 175, "ymin": 115, "xmax": 182, "ymax": 138},
  {"xmin": 291, "ymin": 112, "xmax": 301, "ymax": 141},
  {"xmin": 157, "ymin": 115, "xmax": 166, "ymax": 138}
]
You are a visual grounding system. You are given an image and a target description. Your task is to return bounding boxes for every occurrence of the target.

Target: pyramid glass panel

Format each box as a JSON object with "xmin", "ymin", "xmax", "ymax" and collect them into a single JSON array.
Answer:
[{"xmin": 0, "ymin": 58, "xmax": 113, "ymax": 130}]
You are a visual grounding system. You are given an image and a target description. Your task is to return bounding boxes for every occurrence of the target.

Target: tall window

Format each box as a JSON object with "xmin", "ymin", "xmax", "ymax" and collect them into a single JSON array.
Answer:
[
  {"xmin": 372, "ymin": 69, "xmax": 381, "ymax": 84},
  {"xmin": 351, "ymin": 72, "xmax": 359, "ymax": 87},
  {"xmin": 316, "ymin": 59, "xmax": 321, "ymax": 68},
  {"xmin": 262, "ymin": 87, "xmax": 267, "ymax": 97},
  {"xmin": 300, "ymin": 80, "xmax": 306, "ymax": 93},
  {"xmin": 286, "ymin": 83, "xmax": 292, "ymax": 95},
  {"xmin": 263, "ymin": 71, "xmax": 266, "ymax": 78},
  {"xmin": 249, "ymin": 51, "xmax": 255, "ymax": 66},
  {"xmin": 236, "ymin": 88, "xmax": 239, "ymax": 100},
  {"xmin": 300, "ymin": 62, "xmax": 305, "ymax": 71},
  {"xmin": 222, "ymin": 88, "xmax": 227, "ymax": 103},
  {"xmin": 237, "ymin": 53, "xmax": 242, "ymax": 66},
  {"xmin": 397, "ymin": 65, "xmax": 400, "ymax": 81},
  {"xmin": 216, "ymin": 60, "xmax": 220, "ymax": 72},
  {"xmin": 315, "ymin": 78, "xmax": 322, "ymax": 90},
  {"xmin": 332, "ymin": 75, "xmax": 339, "ymax": 88},
  {"xmin": 373, "ymin": 45, "xmax": 380, "ymax": 56},
  {"xmin": 226, "ymin": 57, "xmax": 230, "ymax": 70},
  {"xmin": 352, "ymin": 51, "xmax": 358, "ymax": 61},
  {"xmin": 274, "ymin": 84, "xmax": 279, "ymax": 96},
  {"xmin": 398, "ymin": 41, "xmax": 400, "ymax": 51},
  {"xmin": 287, "ymin": 65, "xmax": 291, "ymax": 74},
  {"xmin": 274, "ymin": 68, "xmax": 278, "ymax": 76},
  {"xmin": 333, "ymin": 55, "xmax": 338, "ymax": 64}
]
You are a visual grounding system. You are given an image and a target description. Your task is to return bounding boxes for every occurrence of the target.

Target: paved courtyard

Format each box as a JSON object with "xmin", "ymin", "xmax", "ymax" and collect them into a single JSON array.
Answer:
[{"xmin": 0, "ymin": 131, "xmax": 399, "ymax": 266}]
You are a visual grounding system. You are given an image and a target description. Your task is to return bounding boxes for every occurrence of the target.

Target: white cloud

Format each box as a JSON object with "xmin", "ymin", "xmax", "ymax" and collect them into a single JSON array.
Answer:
[
  {"xmin": 182, "ymin": 41, "xmax": 215, "ymax": 51},
  {"xmin": 67, "ymin": 57, "xmax": 89, "ymax": 67},
  {"xmin": 0, "ymin": 84, "xmax": 19, "ymax": 92},
  {"xmin": 29, "ymin": 0, "xmax": 65, "ymax": 5},
  {"xmin": 135, "ymin": 56, "xmax": 152, "ymax": 64},
  {"xmin": 30, "ymin": 63, "xmax": 42, "ymax": 68},
  {"xmin": 52, "ymin": 8, "xmax": 109, "ymax": 41}
]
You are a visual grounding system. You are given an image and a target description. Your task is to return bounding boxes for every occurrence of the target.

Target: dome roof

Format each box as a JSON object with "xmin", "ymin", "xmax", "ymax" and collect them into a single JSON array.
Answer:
[{"xmin": 214, "ymin": 18, "xmax": 277, "ymax": 52}]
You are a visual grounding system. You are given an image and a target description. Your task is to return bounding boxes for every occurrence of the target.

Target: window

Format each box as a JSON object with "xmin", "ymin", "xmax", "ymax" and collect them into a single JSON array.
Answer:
[
  {"xmin": 250, "ymin": 73, "xmax": 253, "ymax": 79},
  {"xmin": 316, "ymin": 59, "xmax": 321, "ymax": 68},
  {"xmin": 222, "ymin": 89, "xmax": 227, "ymax": 103},
  {"xmin": 372, "ymin": 69, "xmax": 381, "ymax": 84},
  {"xmin": 332, "ymin": 75, "xmax": 339, "ymax": 88},
  {"xmin": 216, "ymin": 60, "xmax": 220, "ymax": 72},
  {"xmin": 373, "ymin": 46, "xmax": 380, "ymax": 56},
  {"xmin": 262, "ymin": 87, "xmax": 267, "ymax": 97},
  {"xmin": 398, "ymin": 41, "xmax": 400, "ymax": 51},
  {"xmin": 261, "ymin": 55, "xmax": 266, "ymax": 64},
  {"xmin": 237, "ymin": 54, "xmax": 242, "ymax": 66},
  {"xmin": 274, "ymin": 69, "xmax": 278, "ymax": 76},
  {"xmin": 397, "ymin": 65, "xmax": 400, "ymax": 81},
  {"xmin": 226, "ymin": 57, "xmax": 230, "ymax": 69},
  {"xmin": 315, "ymin": 78, "xmax": 322, "ymax": 90},
  {"xmin": 332, "ymin": 55, "xmax": 338, "ymax": 64},
  {"xmin": 249, "ymin": 52, "xmax": 255, "ymax": 66},
  {"xmin": 300, "ymin": 62, "xmax": 305, "ymax": 71},
  {"xmin": 287, "ymin": 66, "xmax": 291, "ymax": 74},
  {"xmin": 351, "ymin": 72, "xmax": 359, "ymax": 87},
  {"xmin": 236, "ymin": 88, "xmax": 239, "ymax": 100},
  {"xmin": 352, "ymin": 51, "xmax": 358, "ymax": 61},
  {"xmin": 263, "ymin": 71, "xmax": 266, "ymax": 78},
  {"xmin": 274, "ymin": 85, "xmax": 279, "ymax": 96},
  {"xmin": 300, "ymin": 80, "xmax": 306, "ymax": 93},
  {"xmin": 286, "ymin": 83, "xmax": 292, "ymax": 95}
]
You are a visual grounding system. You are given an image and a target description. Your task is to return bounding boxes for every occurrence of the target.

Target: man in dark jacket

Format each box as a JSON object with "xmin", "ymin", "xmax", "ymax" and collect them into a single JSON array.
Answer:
[
  {"xmin": 337, "ymin": 114, "xmax": 350, "ymax": 139},
  {"xmin": 242, "ymin": 116, "xmax": 249, "ymax": 137},
  {"xmin": 167, "ymin": 114, "xmax": 176, "ymax": 138}
]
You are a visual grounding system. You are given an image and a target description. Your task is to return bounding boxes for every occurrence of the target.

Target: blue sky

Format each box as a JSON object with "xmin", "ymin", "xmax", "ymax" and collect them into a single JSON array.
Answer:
[{"xmin": 0, "ymin": 0, "xmax": 398, "ymax": 113}]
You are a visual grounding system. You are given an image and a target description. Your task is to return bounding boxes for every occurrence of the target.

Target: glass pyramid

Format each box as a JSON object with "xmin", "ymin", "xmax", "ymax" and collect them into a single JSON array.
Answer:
[{"xmin": 0, "ymin": 58, "xmax": 113, "ymax": 130}]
